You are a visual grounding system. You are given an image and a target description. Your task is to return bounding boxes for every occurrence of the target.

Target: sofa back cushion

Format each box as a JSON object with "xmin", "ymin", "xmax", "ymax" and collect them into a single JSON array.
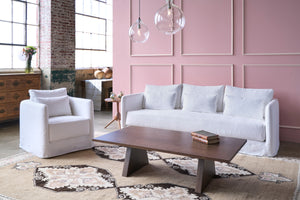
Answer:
[
  {"xmin": 29, "ymin": 88, "xmax": 67, "ymax": 102},
  {"xmin": 181, "ymin": 84, "xmax": 225, "ymax": 112},
  {"xmin": 182, "ymin": 94, "xmax": 218, "ymax": 113},
  {"xmin": 144, "ymin": 84, "xmax": 181, "ymax": 110},
  {"xmin": 223, "ymin": 86, "xmax": 274, "ymax": 120}
]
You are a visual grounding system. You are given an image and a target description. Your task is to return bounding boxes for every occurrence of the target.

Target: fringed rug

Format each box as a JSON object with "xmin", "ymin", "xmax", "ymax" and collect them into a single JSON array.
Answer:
[{"xmin": 0, "ymin": 149, "xmax": 299, "ymax": 200}]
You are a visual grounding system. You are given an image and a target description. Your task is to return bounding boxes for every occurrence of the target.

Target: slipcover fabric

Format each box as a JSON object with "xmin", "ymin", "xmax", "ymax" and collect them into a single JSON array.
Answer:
[
  {"xmin": 121, "ymin": 84, "xmax": 280, "ymax": 157},
  {"xmin": 19, "ymin": 96, "xmax": 94, "ymax": 158}
]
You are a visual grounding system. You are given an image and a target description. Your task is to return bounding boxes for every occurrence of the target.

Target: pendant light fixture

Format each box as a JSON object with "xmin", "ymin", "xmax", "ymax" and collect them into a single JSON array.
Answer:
[
  {"xmin": 129, "ymin": 0, "xmax": 150, "ymax": 43},
  {"xmin": 154, "ymin": 0, "xmax": 185, "ymax": 35}
]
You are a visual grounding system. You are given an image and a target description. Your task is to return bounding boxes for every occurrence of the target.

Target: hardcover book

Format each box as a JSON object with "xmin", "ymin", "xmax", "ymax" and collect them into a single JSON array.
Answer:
[
  {"xmin": 192, "ymin": 136, "xmax": 219, "ymax": 144},
  {"xmin": 191, "ymin": 130, "xmax": 219, "ymax": 140}
]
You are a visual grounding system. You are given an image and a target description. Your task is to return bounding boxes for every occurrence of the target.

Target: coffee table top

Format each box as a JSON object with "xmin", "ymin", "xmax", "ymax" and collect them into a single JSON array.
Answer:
[{"xmin": 93, "ymin": 126, "xmax": 246, "ymax": 162}]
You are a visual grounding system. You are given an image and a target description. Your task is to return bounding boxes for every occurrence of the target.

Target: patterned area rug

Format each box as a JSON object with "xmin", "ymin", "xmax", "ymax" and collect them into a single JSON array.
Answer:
[
  {"xmin": 258, "ymin": 172, "xmax": 292, "ymax": 183},
  {"xmin": 93, "ymin": 146, "xmax": 162, "ymax": 161},
  {"xmin": 117, "ymin": 183, "xmax": 209, "ymax": 200},
  {"xmin": 163, "ymin": 157, "xmax": 254, "ymax": 178},
  {"xmin": 33, "ymin": 165, "xmax": 116, "ymax": 192}
]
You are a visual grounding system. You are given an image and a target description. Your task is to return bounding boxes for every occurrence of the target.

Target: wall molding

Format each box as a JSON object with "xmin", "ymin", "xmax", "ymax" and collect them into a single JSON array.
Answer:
[
  {"xmin": 180, "ymin": 64, "xmax": 234, "ymax": 85},
  {"xmin": 180, "ymin": 0, "xmax": 233, "ymax": 56},
  {"xmin": 242, "ymin": 0, "xmax": 300, "ymax": 55},
  {"xmin": 129, "ymin": 64, "xmax": 174, "ymax": 93},
  {"xmin": 243, "ymin": 64, "xmax": 300, "ymax": 130},
  {"xmin": 129, "ymin": 0, "xmax": 174, "ymax": 57}
]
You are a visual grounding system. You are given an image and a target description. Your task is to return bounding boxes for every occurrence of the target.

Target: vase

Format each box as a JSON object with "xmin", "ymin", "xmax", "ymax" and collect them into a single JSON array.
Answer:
[{"xmin": 25, "ymin": 54, "xmax": 33, "ymax": 74}]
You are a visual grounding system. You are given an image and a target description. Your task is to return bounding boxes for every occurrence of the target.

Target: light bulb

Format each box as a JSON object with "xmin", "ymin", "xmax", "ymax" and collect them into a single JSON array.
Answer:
[
  {"xmin": 154, "ymin": 0, "xmax": 185, "ymax": 35},
  {"xmin": 129, "ymin": 18, "xmax": 150, "ymax": 43}
]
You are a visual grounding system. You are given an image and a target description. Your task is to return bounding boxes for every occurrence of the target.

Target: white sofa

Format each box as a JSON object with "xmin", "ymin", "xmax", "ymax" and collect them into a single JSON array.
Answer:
[
  {"xmin": 20, "ymin": 88, "xmax": 94, "ymax": 158},
  {"xmin": 121, "ymin": 84, "xmax": 280, "ymax": 157}
]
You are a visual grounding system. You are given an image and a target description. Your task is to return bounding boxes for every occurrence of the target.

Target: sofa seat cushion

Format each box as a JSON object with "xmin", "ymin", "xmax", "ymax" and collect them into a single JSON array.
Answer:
[
  {"xmin": 126, "ymin": 109, "xmax": 266, "ymax": 142},
  {"xmin": 48, "ymin": 116, "xmax": 90, "ymax": 142}
]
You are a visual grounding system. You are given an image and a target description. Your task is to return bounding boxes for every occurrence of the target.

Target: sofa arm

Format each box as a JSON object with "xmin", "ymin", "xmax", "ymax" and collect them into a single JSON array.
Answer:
[
  {"xmin": 19, "ymin": 100, "xmax": 49, "ymax": 152},
  {"xmin": 264, "ymin": 99, "xmax": 280, "ymax": 156},
  {"xmin": 121, "ymin": 93, "xmax": 144, "ymax": 128}
]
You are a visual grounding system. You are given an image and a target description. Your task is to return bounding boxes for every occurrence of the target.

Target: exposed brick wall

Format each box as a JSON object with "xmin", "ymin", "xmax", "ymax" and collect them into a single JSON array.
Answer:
[
  {"xmin": 51, "ymin": 0, "xmax": 75, "ymax": 69},
  {"xmin": 39, "ymin": 0, "xmax": 75, "ymax": 95}
]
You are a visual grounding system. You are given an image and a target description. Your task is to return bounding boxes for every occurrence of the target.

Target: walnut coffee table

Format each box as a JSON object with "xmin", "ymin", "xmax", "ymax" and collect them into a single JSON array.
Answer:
[{"xmin": 93, "ymin": 126, "xmax": 246, "ymax": 193}]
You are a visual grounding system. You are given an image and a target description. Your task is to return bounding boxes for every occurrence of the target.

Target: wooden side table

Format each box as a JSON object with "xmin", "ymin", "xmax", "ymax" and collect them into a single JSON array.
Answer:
[{"xmin": 104, "ymin": 97, "xmax": 121, "ymax": 129}]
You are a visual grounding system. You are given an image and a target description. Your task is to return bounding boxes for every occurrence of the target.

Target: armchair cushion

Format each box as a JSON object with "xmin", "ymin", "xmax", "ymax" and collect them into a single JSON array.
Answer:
[
  {"xmin": 35, "ymin": 96, "xmax": 72, "ymax": 117},
  {"xmin": 29, "ymin": 88, "xmax": 67, "ymax": 101},
  {"xmin": 48, "ymin": 116, "xmax": 90, "ymax": 142}
]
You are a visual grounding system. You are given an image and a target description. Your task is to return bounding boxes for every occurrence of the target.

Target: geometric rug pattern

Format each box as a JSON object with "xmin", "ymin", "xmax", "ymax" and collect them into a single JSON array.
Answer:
[
  {"xmin": 33, "ymin": 165, "xmax": 116, "ymax": 192},
  {"xmin": 257, "ymin": 172, "xmax": 292, "ymax": 183},
  {"xmin": 93, "ymin": 146, "xmax": 162, "ymax": 161},
  {"xmin": 163, "ymin": 157, "xmax": 254, "ymax": 178},
  {"xmin": 117, "ymin": 183, "xmax": 210, "ymax": 200}
]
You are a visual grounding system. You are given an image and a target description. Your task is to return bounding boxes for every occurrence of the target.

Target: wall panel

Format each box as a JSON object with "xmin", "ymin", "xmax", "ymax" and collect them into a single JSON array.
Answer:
[
  {"xmin": 243, "ymin": 0, "xmax": 300, "ymax": 55},
  {"xmin": 130, "ymin": 64, "xmax": 174, "ymax": 93},
  {"xmin": 181, "ymin": 0, "xmax": 233, "ymax": 55}
]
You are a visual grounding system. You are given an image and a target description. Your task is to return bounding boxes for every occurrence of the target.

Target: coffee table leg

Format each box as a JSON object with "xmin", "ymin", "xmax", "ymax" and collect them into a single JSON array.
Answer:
[
  {"xmin": 195, "ymin": 159, "xmax": 215, "ymax": 193},
  {"xmin": 122, "ymin": 147, "xmax": 149, "ymax": 177}
]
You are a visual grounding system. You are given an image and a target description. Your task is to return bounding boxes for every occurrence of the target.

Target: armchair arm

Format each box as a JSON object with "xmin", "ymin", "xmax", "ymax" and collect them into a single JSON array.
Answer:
[
  {"xmin": 264, "ymin": 99, "xmax": 280, "ymax": 156},
  {"xmin": 69, "ymin": 97, "xmax": 94, "ymax": 137},
  {"xmin": 19, "ymin": 100, "xmax": 48, "ymax": 155},
  {"xmin": 120, "ymin": 93, "xmax": 144, "ymax": 128}
]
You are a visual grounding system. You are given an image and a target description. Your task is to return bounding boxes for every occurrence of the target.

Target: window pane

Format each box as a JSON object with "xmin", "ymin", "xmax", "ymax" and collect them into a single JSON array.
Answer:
[
  {"xmin": 13, "ymin": 23, "xmax": 25, "ymax": 45},
  {"xmin": 75, "ymin": 32, "xmax": 83, "ymax": 49},
  {"xmin": 76, "ymin": 0, "xmax": 84, "ymax": 14},
  {"xmin": 0, "ymin": 22, "xmax": 12, "ymax": 43},
  {"xmin": 92, "ymin": 34, "xmax": 105, "ymax": 50},
  {"xmin": 27, "ymin": 0, "xmax": 39, "ymax": 4},
  {"xmin": 27, "ymin": 4, "xmax": 39, "ymax": 25},
  {"xmin": 107, "ymin": 35, "xmax": 112, "ymax": 52},
  {"xmin": 0, "ymin": 45, "xmax": 12, "ymax": 69},
  {"xmin": 13, "ymin": 46, "xmax": 26, "ymax": 68},
  {"xmin": 27, "ymin": 25, "xmax": 38, "ymax": 46},
  {"xmin": 91, "ymin": 0, "xmax": 99, "ymax": 18},
  {"xmin": 0, "ymin": 0, "xmax": 12, "ymax": 21},
  {"xmin": 13, "ymin": 1, "xmax": 26, "ymax": 23},
  {"xmin": 107, "ymin": 20, "xmax": 112, "ymax": 36},
  {"xmin": 83, "ymin": 0, "xmax": 92, "ymax": 16}
]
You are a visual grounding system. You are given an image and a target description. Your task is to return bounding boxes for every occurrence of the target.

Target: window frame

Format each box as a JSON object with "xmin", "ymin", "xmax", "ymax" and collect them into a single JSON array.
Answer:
[{"xmin": 0, "ymin": 0, "xmax": 39, "ymax": 69}]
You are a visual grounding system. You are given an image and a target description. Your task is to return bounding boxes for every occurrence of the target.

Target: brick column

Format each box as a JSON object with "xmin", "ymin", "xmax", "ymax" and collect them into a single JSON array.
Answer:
[{"xmin": 40, "ymin": 0, "xmax": 75, "ymax": 96}]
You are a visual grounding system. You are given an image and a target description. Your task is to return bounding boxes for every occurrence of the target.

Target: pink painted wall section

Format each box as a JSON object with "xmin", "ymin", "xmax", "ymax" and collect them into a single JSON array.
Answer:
[
  {"xmin": 113, "ymin": 0, "xmax": 300, "ymax": 143},
  {"xmin": 182, "ymin": 0, "xmax": 232, "ymax": 55},
  {"xmin": 244, "ymin": 0, "xmax": 300, "ymax": 55},
  {"xmin": 130, "ymin": 0, "xmax": 173, "ymax": 56}
]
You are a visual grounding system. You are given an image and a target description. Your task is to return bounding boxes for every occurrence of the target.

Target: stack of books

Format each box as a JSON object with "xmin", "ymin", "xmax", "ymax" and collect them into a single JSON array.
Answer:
[{"xmin": 191, "ymin": 130, "xmax": 219, "ymax": 144}]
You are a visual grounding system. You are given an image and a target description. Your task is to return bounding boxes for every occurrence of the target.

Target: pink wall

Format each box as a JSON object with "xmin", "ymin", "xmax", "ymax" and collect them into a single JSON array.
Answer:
[{"xmin": 113, "ymin": 0, "xmax": 300, "ymax": 143}]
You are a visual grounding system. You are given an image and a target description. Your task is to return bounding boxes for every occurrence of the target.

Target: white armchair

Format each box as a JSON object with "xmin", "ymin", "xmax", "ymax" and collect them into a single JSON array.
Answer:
[{"xmin": 19, "ymin": 88, "xmax": 94, "ymax": 158}]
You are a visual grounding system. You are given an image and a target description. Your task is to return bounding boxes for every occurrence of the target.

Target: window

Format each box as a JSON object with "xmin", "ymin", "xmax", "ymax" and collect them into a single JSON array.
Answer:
[
  {"xmin": 75, "ymin": 0, "xmax": 113, "ymax": 69},
  {"xmin": 0, "ymin": 0, "xmax": 39, "ymax": 69}
]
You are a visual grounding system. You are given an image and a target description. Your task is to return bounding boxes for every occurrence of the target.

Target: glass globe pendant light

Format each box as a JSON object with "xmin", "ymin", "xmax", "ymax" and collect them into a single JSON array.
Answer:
[
  {"xmin": 129, "ymin": 0, "xmax": 149, "ymax": 43},
  {"xmin": 154, "ymin": 0, "xmax": 185, "ymax": 35}
]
